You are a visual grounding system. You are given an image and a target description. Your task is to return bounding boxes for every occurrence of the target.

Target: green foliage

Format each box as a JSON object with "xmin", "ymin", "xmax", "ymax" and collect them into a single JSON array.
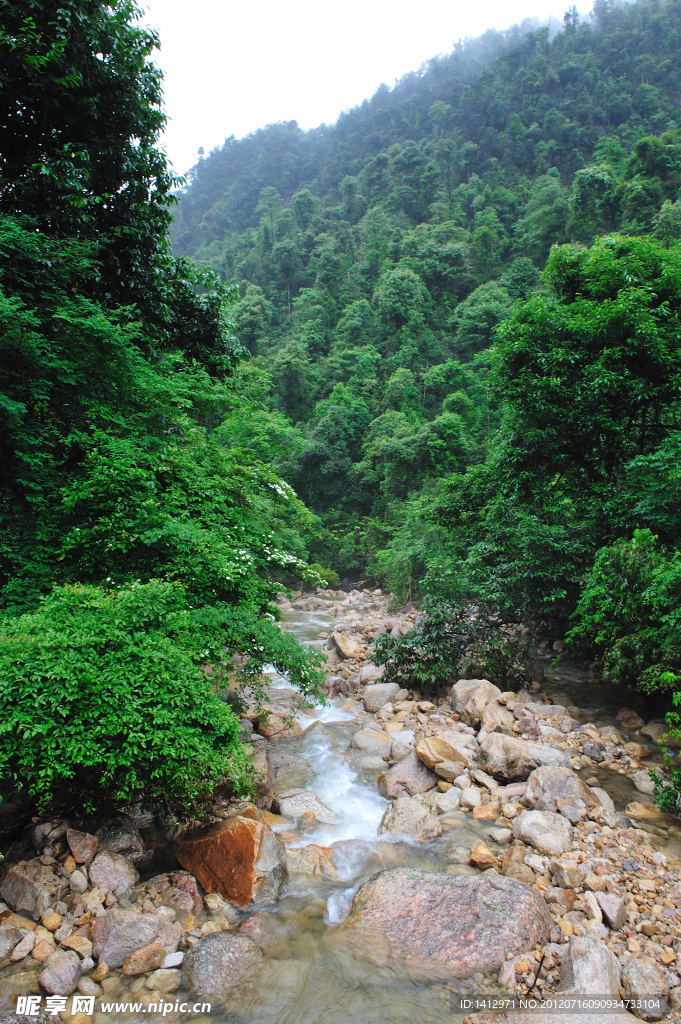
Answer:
[
  {"xmin": 0, "ymin": 581, "xmax": 252, "ymax": 813},
  {"xmin": 373, "ymin": 601, "xmax": 529, "ymax": 695},
  {"xmin": 568, "ymin": 530, "xmax": 681, "ymax": 693}
]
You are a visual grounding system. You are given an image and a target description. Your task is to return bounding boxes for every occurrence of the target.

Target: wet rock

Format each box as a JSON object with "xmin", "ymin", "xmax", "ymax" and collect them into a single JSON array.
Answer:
[
  {"xmin": 257, "ymin": 714, "xmax": 303, "ymax": 740},
  {"xmin": 616, "ymin": 708, "xmax": 645, "ymax": 730},
  {"xmin": 88, "ymin": 849, "xmax": 139, "ymax": 895},
  {"xmin": 640, "ymin": 722, "xmax": 681, "ymax": 746},
  {"xmin": 362, "ymin": 683, "xmax": 400, "ymax": 713},
  {"xmin": 65, "ymin": 830, "xmax": 99, "ymax": 865},
  {"xmin": 589, "ymin": 787, "xmax": 616, "ymax": 814},
  {"xmin": 415, "ymin": 736, "xmax": 468, "ymax": 771},
  {"xmin": 175, "ymin": 816, "xmax": 286, "ymax": 909},
  {"xmin": 94, "ymin": 816, "xmax": 149, "ymax": 866},
  {"xmin": 595, "ymin": 893, "xmax": 626, "ymax": 930},
  {"xmin": 331, "ymin": 633, "xmax": 365, "ymax": 660},
  {"xmin": 0, "ymin": 862, "xmax": 67, "ymax": 921},
  {"xmin": 334, "ymin": 868, "xmax": 551, "ymax": 980},
  {"xmin": 156, "ymin": 919, "xmax": 183, "ymax": 953},
  {"xmin": 560, "ymin": 936, "xmax": 620, "ymax": 997},
  {"xmin": 350, "ymin": 728, "xmax": 393, "ymax": 756},
  {"xmin": 273, "ymin": 789, "xmax": 338, "ymax": 824},
  {"xmin": 181, "ymin": 931, "xmax": 262, "ymax": 999},
  {"xmin": 38, "ymin": 949, "xmax": 81, "ymax": 996},
  {"xmin": 0, "ymin": 972, "xmax": 41, "ymax": 1012},
  {"xmin": 378, "ymin": 797, "xmax": 442, "ymax": 841},
  {"xmin": 513, "ymin": 810, "xmax": 572, "ymax": 856},
  {"xmin": 632, "ymin": 770, "xmax": 655, "ymax": 795},
  {"xmin": 621, "ymin": 958, "xmax": 667, "ymax": 1020},
  {"xmin": 60, "ymin": 935, "xmax": 92, "ymax": 959},
  {"xmin": 121, "ymin": 940, "xmax": 165, "ymax": 975},
  {"xmin": 157, "ymin": 885, "xmax": 194, "ymax": 916},
  {"xmin": 477, "ymin": 734, "xmax": 570, "ymax": 782},
  {"xmin": 524, "ymin": 766, "xmax": 597, "ymax": 812},
  {"xmin": 0, "ymin": 925, "xmax": 23, "ymax": 959},
  {"xmin": 379, "ymin": 751, "xmax": 438, "ymax": 798},
  {"xmin": 91, "ymin": 907, "xmax": 159, "ymax": 968},
  {"xmin": 268, "ymin": 750, "xmax": 313, "ymax": 785},
  {"xmin": 469, "ymin": 841, "xmax": 498, "ymax": 870},
  {"xmin": 146, "ymin": 968, "xmax": 182, "ymax": 993},
  {"xmin": 285, "ymin": 844, "xmax": 338, "ymax": 880}
]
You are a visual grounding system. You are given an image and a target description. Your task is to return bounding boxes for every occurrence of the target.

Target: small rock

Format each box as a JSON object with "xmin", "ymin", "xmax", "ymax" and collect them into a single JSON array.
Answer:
[
  {"xmin": 524, "ymin": 766, "xmax": 597, "ymax": 812},
  {"xmin": 583, "ymin": 892, "xmax": 602, "ymax": 922},
  {"xmin": 162, "ymin": 951, "xmax": 184, "ymax": 968},
  {"xmin": 90, "ymin": 963, "xmax": 109, "ymax": 982},
  {"xmin": 88, "ymin": 850, "xmax": 138, "ymax": 896},
  {"xmin": 435, "ymin": 788, "xmax": 461, "ymax": 814},
  {"xmin": 66, "ymin": 830, "xmax": 99, "ymax": 865},
  {"xmin": 121, "ymin": 940, "xmax": 165, "ymax": 975},
  {"xmin": 60, "ymin": 935, "xmax": 92, "ymax": 959},
  {"xmin": 38, "ymin": 949, "xmax": 81, "ymax": 996},
  {"xmin": 632, "ymin": 770, "xmax": 656, "ymax": 795},
  {"xmin": 146, "ymin": 968, "xmax": 182, "ymax": 993},
  {"xmin": 274, "ymin": 790, "xmax": 338, "ymax": 823},
  {"xmin": 332, "ymin": 633, "xmax": 365, "ymax": 660},
  {"xmin": 76, "ymin": 976, "xmax": 101, "ymax": 996},
  {"xmin": 91, "ymin": 907, "xmax": 159, "ymax": 968},
  {"xmin": 560, "ymin": 935, "xmax": 620, "ymax": 997},
  {"xmin": 595, "ymin": 893, "xmax": 626, "ymax": 930},
  {"xmin": 478, "ymin": 734, "xmax": 570, "ymax": 782},
  {"xmin": 469, "ymin": 841, "xmax": 498, "ymax": 870},
  {"xmin": 68, "ymin": 870, "xmax": 88, "ymax": 895},
  {"xmin": 94, "ymin": 816, "xmax": 149, "ymax": 865},
  {"xmin": 10, "ymin": 931, "xmax": 35, "ymax": 961},
  {"xmin": 0, "ymin": 924, "xmax": 24, "ymax": 960}
]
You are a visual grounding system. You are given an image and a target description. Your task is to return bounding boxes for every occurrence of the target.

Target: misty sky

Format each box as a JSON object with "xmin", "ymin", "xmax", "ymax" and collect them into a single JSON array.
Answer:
[{"xmin": 142, "ymin": 0, "xmax": 580, "ymax": 177}]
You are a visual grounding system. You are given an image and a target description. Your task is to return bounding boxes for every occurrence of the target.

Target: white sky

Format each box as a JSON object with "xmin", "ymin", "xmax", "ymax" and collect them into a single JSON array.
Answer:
[{"xmin": 142, "ymin": 0, "xmax": 578, "ymax": 178}]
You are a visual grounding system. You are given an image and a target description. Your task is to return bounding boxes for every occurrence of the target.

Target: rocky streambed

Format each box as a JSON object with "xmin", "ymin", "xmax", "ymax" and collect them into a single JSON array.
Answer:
[{"xmin": 2, "ymin": 587, "xmax": 681, "ymax": 1024}]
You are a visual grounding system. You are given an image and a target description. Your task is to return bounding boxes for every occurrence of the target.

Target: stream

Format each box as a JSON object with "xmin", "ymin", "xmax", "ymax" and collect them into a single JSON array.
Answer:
[{"xmin": 205, "ymin": 590, "xmax": 680, "ymax": 1024}]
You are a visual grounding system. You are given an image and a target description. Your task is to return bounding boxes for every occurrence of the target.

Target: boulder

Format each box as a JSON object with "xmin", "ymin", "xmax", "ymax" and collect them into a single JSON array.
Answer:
[
  {"xmin": 257, "ymin": 714, "xmax": 303, "ymax": 740},
  {"xmin": 560, "ymin": 936, "xmax": 620, "ymax": 997},
  {"xmin": 65, "ymin": 830, "xmax": 99, "ymax": 865},
  {"xmin": 477, "ymin": 734, "xmax": 570, "ymax": 782},
  {"xmin": 415, "ymin": 736, "xmax": 468, "ymax": 771},
  {"xmin": 285, "ymin": 844, "xmax": 338, "ymax": 880},
  {"xmin": 268, "ymin": 750, "xmax": 313, "ymax": 785},
  {"xmin": 331, "ymin": 633, "xmax": 365, "ymax": 660},
  {"xmin": 94, "ymin": 816, "xmax": 149, "ymax": 866},
  {"xmin": 615, "ymin": 708, "xmax": 645, "ymax": 731},
  {"xmin": 362, "ymin": 683, "xmax": 400, "ymax": 713},
  {"xmin": 379, "ymin": 751, "xmax": 438, "ymax": 798},
  {"xmin": 359, "ymin": 665, "xmax": 385, "ymax": 683},
  {"xmin": 524, "ymin": 766, "xmax": 597, "ymax": 812},
  {"xmin": 175, "ymin": 816, "xmax": 286, "ymax": 908},
  {"xmin": 482, "ymin": 700, "xmax": 515, "ymax": 733},
  {"xmin": 0, "ymin": 862, "xmax": 67, "ymax": 921},
  {"xmin": 333, "ymin": 868, "xmax": 551, "ymax": 980},
  {"xmin": 38, "ymin": 950, "xmax": 81, "ymax": 996},
  {"xmin": 632, "ymin": 770, "xmax": 655, "ymax": 795},
  {"xmin": 513, "ymin": 810, "xmax": 573, "ymax": 856},
  {"xmin": 253, "ymin": 748, "xmax": 274, "ymax": 798},
  {"xmin": 590, "ymin": 787, "xmax": 616, "ymax": 814},
  {"xmin": 378, "ymin": 797, "xmax": 442, "ymax": 841},
  {"xmin": 435, "ymin": 760, "xmax": 467, "ymax": 781},
  {"xmin": 640, "ymin": 722, "xmax": 681, "ymax": 746},
  {"xmin": 273, "ymin": 789, "xmax": 338, "ymax": 824},
  {"xmin": 449, "ymin": 679, "xmax": 489, "ymax": 715},
  {"xmin": 621, "ymin": 958, "xmax": 667, "ymax": 1020},
  {"xmin": 461, "ymin": 682, "xmax": 503, "ymax": 728},
  {"xmin": 88, "ymin": 849, "xmax": 139, "ymax": 895},
  {"xmin": 181, "ymin": 931, "xmax": 262, "ymax": 999},
  {"xmin": 351, "ymin": 728, "xmax": 393, "ymax": 756},
  {"xmin": 91, "ymin": 908, "xmax": 159, "ymax": 968}
]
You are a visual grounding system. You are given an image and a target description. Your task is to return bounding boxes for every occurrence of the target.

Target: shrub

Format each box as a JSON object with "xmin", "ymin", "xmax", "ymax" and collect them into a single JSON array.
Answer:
[{"xmin": 0, "ymin": 581, "xmax": 258, "ymax": 813}]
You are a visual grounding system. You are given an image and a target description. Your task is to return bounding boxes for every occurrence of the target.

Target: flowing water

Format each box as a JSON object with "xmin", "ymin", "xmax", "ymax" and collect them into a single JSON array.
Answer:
[{"xmin": 196, "ymin": 592, "xmax": 670, "ymax": 1024}]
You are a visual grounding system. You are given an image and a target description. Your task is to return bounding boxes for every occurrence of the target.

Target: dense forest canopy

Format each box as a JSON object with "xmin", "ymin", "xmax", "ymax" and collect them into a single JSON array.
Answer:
[{"xmin": 173, "ymin": 0, "xmax": 681, "ymax": 700}]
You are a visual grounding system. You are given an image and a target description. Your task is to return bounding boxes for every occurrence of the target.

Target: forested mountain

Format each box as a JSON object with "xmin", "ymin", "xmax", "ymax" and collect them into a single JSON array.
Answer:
[{"xmin": 172, "ymin": 0, "xmax": 681, "ymax": 628}]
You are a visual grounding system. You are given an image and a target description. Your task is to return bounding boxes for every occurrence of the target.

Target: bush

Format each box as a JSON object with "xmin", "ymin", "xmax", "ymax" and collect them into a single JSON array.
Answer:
[
  {"xmin": 567, "ymin": 529, "xmax": 681, "ymax": 693},
  {"xmin": 373, "ymin": 600, "xmax": 530, "ymax": 694},
  {"xmin": 0, "ymin": 581, "xmax": 259, "ymax": 813},
  {"xmin": 307, "ymin": 563, "xmax": 340, "ymax": 587}
]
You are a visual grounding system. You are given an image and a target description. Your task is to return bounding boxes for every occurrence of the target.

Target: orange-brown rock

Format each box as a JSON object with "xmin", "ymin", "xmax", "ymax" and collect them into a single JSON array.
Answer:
[
  {"xmin": 175, "ymin": 816, "xmax": 286, "ymax": 909},
  {"xmin": 285, "ymin": 844, "xmax": 338, "ymax": 880},
  {"xmin": 257, "ymin": 714, "xmax": 303, "ymax": 740},
  {"xmin": 121, "ymin": 940, "xmax": 165, "ymax": 975}
]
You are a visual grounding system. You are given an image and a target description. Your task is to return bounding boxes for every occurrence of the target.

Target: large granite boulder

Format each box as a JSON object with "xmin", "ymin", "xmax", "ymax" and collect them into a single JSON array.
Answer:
[
  {"xmin": 415, "ymin": 736, "xmax": 468, "ymax": 771},
  {"xmin": 620, "ymin": 957, "xmax": 667, "ymax": 1020},
  {"xmin": 449, "ymin": 680, "xmax": 501, "ymax": 727},
  {"xmin": 351, "ymin": 728, "xmax": 393, "ymax": 756},
  {"xmin": 272, "ymin": 789, "xmax": 338, "ymax": 824},
  {"xmin": 181, "ymin": 931, "xmax": 262, "ymax": 1000},
  {"xmin": 513, "ymin": 810, "xmax": 573, "ymax": 856},
  {"xmin": 560, "ymin": 936, "xmax": 621, "ymax": 997},
  {"xmin": 0, "ymin": 862, "xmax": 67, "ymax": 921},
  {"xmin": 477, "ymin": 734, "xmax": 570, "ymax": 781},
  {"xmin": 332, "ymin": 867, "xmax": 551, "ymax": 980},
  {"xmin": 93, "ymin": 815, "xmax": 149, "ymax": 866},
  {"xmin": 175, "ymin": 816, "xmax": 286, "ymax": 908},
  {"xmin": 379, "ymin": 751, "xmax": 438, "ymax": 798}
]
